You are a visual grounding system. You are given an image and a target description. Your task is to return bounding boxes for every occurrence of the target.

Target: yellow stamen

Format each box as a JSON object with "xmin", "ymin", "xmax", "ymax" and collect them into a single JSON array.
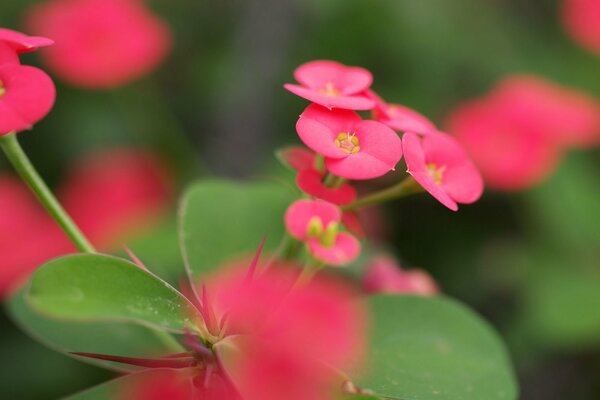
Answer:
[
  {"xmin": 318, "ymin": 82, "xmax": 341, "ymax": 97},
  {"xmin": 334, "ymin": 132, "xmax": 360, "ymax": 154},
  {"xmin": 320, "ymin": 222, "xmax": 339, "ymax": 248},
  {"xmin": 426, "ymin": 163, "xmax": 446, "ymax": 185},
  {"xmin": 307, "ymin": 216, "xmax": 324, "ymax": 238}
]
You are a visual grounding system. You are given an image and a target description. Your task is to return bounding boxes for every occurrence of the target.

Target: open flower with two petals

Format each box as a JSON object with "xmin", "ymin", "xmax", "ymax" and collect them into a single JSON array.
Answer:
[
  {"xmin": 296, "ymin": 104, "xmax": 403, "ymax": 180},
  {"xmin": 403, "ymin": 132, "xmax": 484, "ymax": 211},
  {"xmin": 285, "ymin": 199, "xmax": 360, "ymax": 266},
  {"xmin": 284, "ymin": 60, "xmax": 375, "ymax": 110},
  {"xmin": 0, "ymin": 29, "xmax": 55, "ymax": 135}
]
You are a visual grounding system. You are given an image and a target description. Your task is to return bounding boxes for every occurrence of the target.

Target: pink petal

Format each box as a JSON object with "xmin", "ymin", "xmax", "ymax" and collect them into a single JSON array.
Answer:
[
  {"xmin": 562, "ymin": 0, "xmax": 600, "ymax": 55},
  {"xmin": 284, "ymin": 199, "xmax": 341, "ymax": 241},
  {"xmin": 296, "ymin": 104, "xmax": 362, "ymax": 159},
  {"xmin": 380, "ymin": 103, "xmax": 437, "ymax": 134},
  {"xmin": 0, "ymin": 42, "xmax": 19, "ymax": 66},
  {"xmin": 325, "ymin": 120, "xmax": 403, "ymax": 180},
  {"xmin": 0, "ymin": 28, "xmax": 54, "ymax": 53},
  {"xmin": 0, "ymin": 64, "xmax": 56, "ymax": 134},
  {"xmin": 362, "ymin": 255, "xmax": 439, "ymax": 295},
  {"xmin": 307, "ymin": 232, "xmax": 361, "ymax": 266},
  {"xmin": 422, "ymin": 132, "xmax": 471, "ymax": 169},
  {"xmin": 442, "ymin": 163, "xmax": 484, "ymax": 204},
  {"xmin": 285, "ymin": 84, "xmax": 375, "ymax": 110},
  {"xmin": 276, "ymin": 146, "xmax": 316, "ymax": 171},
  {"xmin": 293, "ymin": 60, "xmax": 373, "ymax": 94},
  {"xmin": 296, "ymin": 168, "xmax": 357, "ymax": 206}
]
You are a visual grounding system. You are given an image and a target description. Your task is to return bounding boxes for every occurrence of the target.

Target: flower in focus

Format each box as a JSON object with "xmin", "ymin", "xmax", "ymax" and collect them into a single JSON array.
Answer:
[
  {"xmin": 26, "ymin": 0, "xmax": 172, "ymax": 89},
  {"xmin": 403, "ymin": 132, "xmax": 484, "ymax": 211},
  {"xmin": 446, "ymin": 75, "xmax": 600, "ymax": 191},
  {"xmin": 285, "ymin": 199, "xmax": 360, "ymax": 266},
  {"xmin": 0, "ymin": 148, "xmax": 172, "ymax": 299},
  {"xmin": 367, "ymin": 89, "xmax": 437, "ymax": 134},
  {"xmin": 0, "ymin": 28, "xmax": 56, "ymax": 135},
  {"xmin": 561, "ymin": 0, "xmax": 600, "ymax": 55},
  {"xmin": 362, "ymin": 255, "xmax": 439, "ymax": 295},
  {"xmin": 296, "ymin": 104, "xmax": 403, "ymax": 180},
  {"xmin": 284, "ymin": 60, "xmax": 375, "ymax": 110}
]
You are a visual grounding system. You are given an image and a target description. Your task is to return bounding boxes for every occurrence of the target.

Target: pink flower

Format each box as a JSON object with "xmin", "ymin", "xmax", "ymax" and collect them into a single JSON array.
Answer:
[
  {"xmin": 0, "ymin": 63, "xmax": 56, "ymax": 135},
  {"xmin": 367, "ymin": 89, "xmax": 437, "ymax": 134},
  {"xmin": 362, "ymin": 255, "xmax": 439, "ymax": 295},
  {"xmin": 445, "ymin": 75, "xmax": 600, "ymax": 190},
  {"xmin": 0, "ymin": 28, "xmax": 54, "ymax": 55},
  {"xmin": 285, "ymin": 199, "xmax": 360, "ymax": 266},
  {"xmin": 284, "ymin": 60, "xmax": 375, "ymax": 110},
  {"xmin": 296, "ymin": 104, "xmax": 403, "ymax": 180},
  {"xmin": 402, "ymin": 132, "xmax": 484, "ymax": 211},
  {"xmin": 562, "ymin": 0, "xmax": 600, "ymax": 55},
  {"xmin": 26, "ymin": 0, "xmax": 172, "ymax": 89},
  {"xmin": 209, "ymin": 265, "xmax": 366, "ymax": 400},
  {"xmin": 0, "ymin": 148, "xmax": 172, "ymax": 299},
  {"xmin": 277, "ymin": 146, "xmax": 318, "ymax": 172}
]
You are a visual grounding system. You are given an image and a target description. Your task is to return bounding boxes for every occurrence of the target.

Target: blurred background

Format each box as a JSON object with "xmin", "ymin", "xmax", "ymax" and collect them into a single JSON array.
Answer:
[{"xmin": 1, "ymin": 0, "xmax": 600, "ymax": 399}]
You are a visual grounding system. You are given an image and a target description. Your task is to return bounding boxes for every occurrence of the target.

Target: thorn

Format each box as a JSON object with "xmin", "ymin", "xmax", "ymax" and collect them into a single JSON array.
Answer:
[
  {"xmin": 245, "ymin": 235, "xmax": 266, "ymax": 282},
  {"xmin": 122, "ymin": 245, "xmax": 149, "ymax": 271}
]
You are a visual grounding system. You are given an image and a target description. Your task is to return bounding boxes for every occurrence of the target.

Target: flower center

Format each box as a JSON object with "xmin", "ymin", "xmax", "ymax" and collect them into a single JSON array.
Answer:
[
  {"xmin": 0, "ymin": 80, "xmax": 5, "ymax": 98},
  {"xmin": 318, "ymin": 82, "xmax": 341, "ymax": 97},
  {"xmin": 426, "ymin": 163, "xmax": 446, "ymax": 185},
  {"xmin": 335, "ymin": 132, "xmax": 360, "ymax": 154}
]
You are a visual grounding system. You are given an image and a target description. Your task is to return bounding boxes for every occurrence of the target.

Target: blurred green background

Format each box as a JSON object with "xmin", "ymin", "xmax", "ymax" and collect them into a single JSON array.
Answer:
[{"xmin": 1, "ymin": 0, "xmax": 600, "ymax": 399}]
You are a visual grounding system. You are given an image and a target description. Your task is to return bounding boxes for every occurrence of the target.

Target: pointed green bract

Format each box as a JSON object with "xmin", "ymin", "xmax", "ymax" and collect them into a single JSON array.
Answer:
[
  {"xmin": 28, "ymin": 254, "xmax": 198, "ymax": 333},
  {"xmin": 179, "ymin": 179, "xmax": 296, "ymax": 280},
  {"xmin": 356, "ymin": 295, "xmax": 518, "ymax": 400}
]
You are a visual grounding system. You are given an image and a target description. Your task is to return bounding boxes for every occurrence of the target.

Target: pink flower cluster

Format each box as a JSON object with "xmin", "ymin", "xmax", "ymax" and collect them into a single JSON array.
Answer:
[
  {"xmin": 446, "ymin": 75, "xmax": 600, "ymax": 191},
  {"xmin": 0, "ymin": 29, "xmax": 55, "ymax": 135},
  {"xmin": 0, "ymin": 148, "xmax": 172, "ymax": 298},
  {"xmin": 26, "ymin": 0, "xmax": 172, "ymax": 89},
  {"xmin": 281, "ymin": 61, "xmax": 483, "ymax": 261}
]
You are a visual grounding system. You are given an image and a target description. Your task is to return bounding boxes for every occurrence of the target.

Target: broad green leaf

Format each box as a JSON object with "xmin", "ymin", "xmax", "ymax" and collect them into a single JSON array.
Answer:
[
  {"xmin": 7, "ymin": 289, "xmax": 174, "ymax": 372},
  {"xmin": 29, "ymin": 254, "xmax": 199, "ymax": 333},
  {"xmin": 356, "ymin": 295, "xmax": 518, "ymax": 400},
  {"xmin": 179, "ymin": 179, "xmax": 295, "ymax": 280}
]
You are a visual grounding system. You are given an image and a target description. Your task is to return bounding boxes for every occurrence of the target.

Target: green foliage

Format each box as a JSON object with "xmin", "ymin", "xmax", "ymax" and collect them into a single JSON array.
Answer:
[
  {"xmin": 356, "ymin": 295, "xmax": 518, "ymax": 400},
  {"xmin": 179, "ymin": 179, "xmax": 296, "ymax": 280},
  {"xmin": 28, "ymin": 254, "xmax": 197, "ymax": 333}
]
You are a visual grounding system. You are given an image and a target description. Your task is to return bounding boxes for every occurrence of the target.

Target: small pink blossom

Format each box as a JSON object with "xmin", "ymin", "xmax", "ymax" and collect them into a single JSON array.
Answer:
[
  {"xmin": 0, "ymin": 63, "xmax": 56, "ymax": 135},
  {"xmin": 284, "ymin": 60, "xmax": 375, "ymax": 110},
  {"xmin": 285, "ymin": 199, "xmax": 360, "ymax": 266},
  {"xmin": 277, "ymin": 146, "xmax": 318, "ymax": 171},
  {"xmin": 26, "ymin": 0, "xmax": 172, "ymax": 89},
  {"xmin": 562, "ymin": 0, "xmax": 600, "ymax": 55},
  {"xmin": 367, "ymin": 89, "xmax": 437, "ymax": 134},
  {"xmin": 403, "ymin": 132, "xmax": 484, "ymax": 211},
  {"xmin": 296, "ymin": 104, "xmax": 403, "ymax": 180},
  {"xmin": 362, "ymin": 255, "xmax": 439, "ymax": 295}
]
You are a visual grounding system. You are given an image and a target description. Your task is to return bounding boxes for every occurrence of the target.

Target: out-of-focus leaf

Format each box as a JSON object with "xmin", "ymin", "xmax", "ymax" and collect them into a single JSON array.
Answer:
[
  {"xmin": 356, "ymin": 295, "xmax": 518, "ymax": 400},
  {"xmin": 179, "ymin": 179, "xmax": 295, "ymax": 281},
  {"xmin": 29, "ymin": 254, "xmax": 199, "ymax": 333},
  {"xmin": 7, "ymin": 290, "xmax": 177, "ymax": 372}
]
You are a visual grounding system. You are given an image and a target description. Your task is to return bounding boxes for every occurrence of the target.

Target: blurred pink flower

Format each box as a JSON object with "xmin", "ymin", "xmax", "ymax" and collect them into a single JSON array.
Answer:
[
  {"xmin": 446, "ymin": 75, "xmax": 600, "ymax": 190},
  {"xmin": 362, "ymin": 255, "xmax": 439, "ymax": 295},
  {"xmin": 210, "ymin": 264, "xmax": 366, "ymax": 400},
  {"xmin": 285, "ymin": 199, "xmax": 360, "ymax": 266},
  {"xmin": 284, "ymin": 60, "xmax": 375, "ymax": 110},
  {"xmin": 26, "ymin": 0, "xmax": 172, "ymax": 89},
  {"xmin": 277, "ymin": 145, "xmax": 317, "ymax": 172},
  {"xmin": 296, "ymin": 104, "xmax": 403, "ymax": 180},
  {"xmin": 403, "ymin": 132, "xmax": 484, "ymax": 211},
  {"xmin": 562, "ymin": 0, "xmax": 600, "ymax": 55},
  {"xmin": 0, "ymin": 148, "xmax": 172, "ymax": 299},
  {"xmin": 296, "ymin": 168, "xmax": 357, "ymax": 206},
  {"xmin": 367, "ymin": 89, "xmax": 437, "ymax": 134}
]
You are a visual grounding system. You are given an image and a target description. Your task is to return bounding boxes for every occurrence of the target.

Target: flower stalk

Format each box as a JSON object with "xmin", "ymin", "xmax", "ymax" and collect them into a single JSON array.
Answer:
[
  {"xmin": 342, "ymin": 175, "xmax": 424, "ymax": 211},
  {"xmin": 0, "ymin": 133, "xmax": 96, "ymax": 253}
]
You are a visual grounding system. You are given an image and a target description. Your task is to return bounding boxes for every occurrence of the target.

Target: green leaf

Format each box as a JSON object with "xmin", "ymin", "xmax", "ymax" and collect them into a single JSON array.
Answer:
[
  {"xmin": 179, "ymin": 179, "xmax": 295, "ymax": 280},
  {"xmin": 356, "ymin": 295, "xmax": 518, "ymax": 400},
  {"xmin": 6, "ymin": 289, "xmax": 174, "ymax": 372},
  {"xmin": 29, "ymin": 253, "xmax": 198, "ymax": 333}
]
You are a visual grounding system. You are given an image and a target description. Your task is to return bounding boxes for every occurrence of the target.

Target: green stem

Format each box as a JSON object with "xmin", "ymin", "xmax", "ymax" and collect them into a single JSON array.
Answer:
[
  {"xmin": 342, "ymin": 176, "xmax": 424, "ymax": 211},
  {"xmin": 0, "ymin": 133, "xmax": 96, "ymax": 253}
]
